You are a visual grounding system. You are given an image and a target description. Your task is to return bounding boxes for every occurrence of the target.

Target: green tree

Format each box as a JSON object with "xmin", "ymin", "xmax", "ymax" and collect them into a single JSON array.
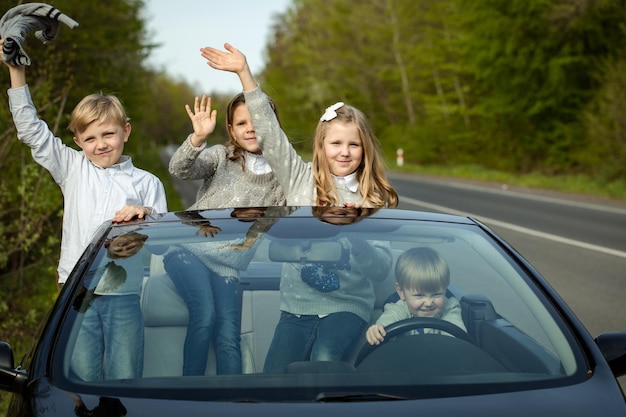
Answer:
[
  {"xmin": 263, "ymin": 0, "xmax": 471, "ymax": 164},
  {"xmin": 262, "ymin": 0, "xmax": 625, "ymax": 178},
  {"xmin": 0, "ymin": 0, "xmax": 214, "ymax": 412},
  {"xmin": 456, "ymin": 0, "xmax": 626, "ymax": 173},
  {"xmin": 582, "ymin": 53, "xmax": 626, "ymax": 181}
]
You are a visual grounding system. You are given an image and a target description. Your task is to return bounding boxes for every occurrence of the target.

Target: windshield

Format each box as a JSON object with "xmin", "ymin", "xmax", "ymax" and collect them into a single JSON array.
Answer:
[{"xmin": 56, "ymin": 209, "xmax": 585, "ymax": 401}]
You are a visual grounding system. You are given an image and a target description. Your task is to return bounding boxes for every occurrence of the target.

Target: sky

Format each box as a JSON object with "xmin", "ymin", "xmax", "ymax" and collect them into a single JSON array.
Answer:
[{"xmin": 143, "ymin": 0, "xmax": 292, "ymax": 95}]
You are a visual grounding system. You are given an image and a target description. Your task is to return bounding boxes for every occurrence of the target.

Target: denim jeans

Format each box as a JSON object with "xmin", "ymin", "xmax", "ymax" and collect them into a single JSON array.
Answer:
[
  {"xmin": 263, "ymin": 311, "xmax": 366, "ymax": 373},
  {"xmin": 164, "ymin": 250, "xmax": 241, "ymax": 375},
  {"xmin": 72, "ymin": 294, "xmax": 143, "ymax": 381}
]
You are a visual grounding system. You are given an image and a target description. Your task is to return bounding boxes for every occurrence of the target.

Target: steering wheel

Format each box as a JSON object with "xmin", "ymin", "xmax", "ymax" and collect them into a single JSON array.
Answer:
[{"xmin": 354, "ymin": 317, "xmax": 472, "ymax": 367}]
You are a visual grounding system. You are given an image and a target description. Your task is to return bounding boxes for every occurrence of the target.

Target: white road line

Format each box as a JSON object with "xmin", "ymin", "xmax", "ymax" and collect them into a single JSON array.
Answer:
[
  {"xmin": 391, "ymin": 174, "xmax": 626, "ymax": 215},
  {"xmin": 400, "ymin": 196, "xmax": 626, "ymax": 260}
]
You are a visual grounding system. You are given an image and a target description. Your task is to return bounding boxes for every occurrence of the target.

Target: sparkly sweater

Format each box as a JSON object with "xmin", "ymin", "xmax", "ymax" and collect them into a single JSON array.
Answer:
[
  {"xmin": 175, "ymin": 207, "xmax": 290, "ymax": 279},
  {"xmin": 167, "ymin": 137, "xmax": 285, "ymax": 278},
  {"xmin": 244, "ymin": 86, "xmax": 364, "ymax": 207},
  {"xmin": 168, "ymin": 135, "xmax": 285, "ymax": 210}
]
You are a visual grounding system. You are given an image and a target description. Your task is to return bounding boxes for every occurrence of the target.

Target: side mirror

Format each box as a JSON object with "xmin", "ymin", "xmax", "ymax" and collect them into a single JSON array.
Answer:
[
  {"xmin": 0, "ymin": 341, "xmax": 28, "ymax": 394},
  {"xmin": 595, "ymin": 332, "xmax": 626, "ymax": 378}
]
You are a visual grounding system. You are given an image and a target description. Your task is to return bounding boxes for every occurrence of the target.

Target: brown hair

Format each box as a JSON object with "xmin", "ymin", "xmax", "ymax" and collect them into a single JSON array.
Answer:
[{"xmin": 224, "ymin": 93, "xmax": 281, "ymax": 170}]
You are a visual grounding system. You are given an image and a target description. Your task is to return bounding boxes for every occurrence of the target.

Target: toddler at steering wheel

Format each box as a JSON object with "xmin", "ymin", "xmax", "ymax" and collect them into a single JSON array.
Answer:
[{"xmin": 366, "ymin": 247, "xmax": 466, "ymax": 345}]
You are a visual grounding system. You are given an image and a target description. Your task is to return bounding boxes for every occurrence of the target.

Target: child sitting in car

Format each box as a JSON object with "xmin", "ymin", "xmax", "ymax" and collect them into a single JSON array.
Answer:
[{"xmin": 366, "ymin": 247, "xmax": 466, "ymax": 345}]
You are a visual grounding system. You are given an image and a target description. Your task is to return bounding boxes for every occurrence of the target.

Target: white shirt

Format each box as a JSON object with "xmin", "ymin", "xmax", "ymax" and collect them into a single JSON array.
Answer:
[
  {"xmin": 245, "ymin": 152, "xmax": 272, "ymax": 174},
  {"xmin": 8, "ymin": 85, "xmax": 168, "ymax": 283},
  {"xmin": 333, "ymin": 172, "xmax": 359, "ymax": 192}
]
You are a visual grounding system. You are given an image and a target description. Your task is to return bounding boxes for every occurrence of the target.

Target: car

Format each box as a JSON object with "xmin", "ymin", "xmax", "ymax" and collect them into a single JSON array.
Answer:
[{"xmin": 1, "ymin": 206, "xmax": 625, "ymax": 416}]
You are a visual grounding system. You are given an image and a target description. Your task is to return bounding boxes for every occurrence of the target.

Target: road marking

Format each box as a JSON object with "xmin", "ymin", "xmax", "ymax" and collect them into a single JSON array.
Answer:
[
  {"xmin": 400, "ymin": 196, "xmax": 626, "ymax": 260},
  {"xmin": 390, "ymin": 173, "xmax": 626, "ymax": 215}
]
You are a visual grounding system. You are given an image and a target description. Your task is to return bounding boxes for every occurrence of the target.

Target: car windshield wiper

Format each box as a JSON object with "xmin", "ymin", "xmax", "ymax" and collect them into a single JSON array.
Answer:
[{"xmin": 315, "ymin": 392, "xmax": 408, "ymax": 402}]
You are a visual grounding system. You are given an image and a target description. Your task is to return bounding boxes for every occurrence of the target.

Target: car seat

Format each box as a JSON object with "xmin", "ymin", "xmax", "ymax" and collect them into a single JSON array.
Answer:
[{"xmin": 141, "ymin": 255, "xmax": 256, "ymax": 376}]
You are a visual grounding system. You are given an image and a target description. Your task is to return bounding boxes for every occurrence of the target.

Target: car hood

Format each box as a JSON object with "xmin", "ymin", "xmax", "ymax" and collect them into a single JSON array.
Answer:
[{"xmin": 15, "ymin": 372, "xmax": 625, "ymax": 417}]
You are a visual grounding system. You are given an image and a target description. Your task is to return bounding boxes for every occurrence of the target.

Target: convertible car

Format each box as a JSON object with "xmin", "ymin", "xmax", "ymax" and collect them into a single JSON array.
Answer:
[{"xmin": 1, "ymin": 206, "xmax": 625, "ymax": 416}]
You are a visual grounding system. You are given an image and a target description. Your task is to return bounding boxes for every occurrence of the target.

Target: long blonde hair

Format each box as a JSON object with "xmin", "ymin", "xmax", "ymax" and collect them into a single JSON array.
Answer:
[{"xmin": 312, "ymin": 104, "xmax": 398, "ymax": 208}]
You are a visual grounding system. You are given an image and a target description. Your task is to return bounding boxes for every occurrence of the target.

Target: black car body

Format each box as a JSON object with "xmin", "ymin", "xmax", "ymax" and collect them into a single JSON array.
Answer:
[{"xmin": 2, "ymin": 206, "xmax": 625, "ymax": 416}]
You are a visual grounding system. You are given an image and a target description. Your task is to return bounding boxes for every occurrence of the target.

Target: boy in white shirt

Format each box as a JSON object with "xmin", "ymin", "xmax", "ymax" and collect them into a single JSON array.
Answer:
[{"xmin": 1, "ymin": 39, "xmax": 167, "ymax": 287}]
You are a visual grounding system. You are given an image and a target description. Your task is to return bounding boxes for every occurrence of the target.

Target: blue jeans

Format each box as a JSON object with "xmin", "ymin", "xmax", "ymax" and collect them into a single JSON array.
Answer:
[
  {"xmin": 263, "ymin": 311, "xmax": 366, "ymax": 373},
  {"xmin": 164, "ymin": 250, "xmax": 241, "ymax": 375},
  {"xmin": 72, "ymin": 294, "xmax": 143, "ymax": 380}
]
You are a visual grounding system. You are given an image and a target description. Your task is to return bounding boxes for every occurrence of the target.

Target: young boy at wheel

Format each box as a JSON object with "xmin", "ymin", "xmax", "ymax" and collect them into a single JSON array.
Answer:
[{"xmin": 366, "ymin": 247, "xmax": 466, "ymax": 346}]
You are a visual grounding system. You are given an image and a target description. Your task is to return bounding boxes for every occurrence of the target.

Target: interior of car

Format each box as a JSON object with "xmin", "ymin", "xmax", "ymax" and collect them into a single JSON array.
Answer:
[{"xmin": 136, "ymin": 224, "xmax": 572, "ymax": 381}]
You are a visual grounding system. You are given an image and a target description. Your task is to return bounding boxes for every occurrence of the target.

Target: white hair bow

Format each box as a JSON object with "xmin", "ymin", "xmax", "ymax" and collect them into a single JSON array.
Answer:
[{"xmin": 320, "ymin": 102, "xmax": 345, "ymax": 122}]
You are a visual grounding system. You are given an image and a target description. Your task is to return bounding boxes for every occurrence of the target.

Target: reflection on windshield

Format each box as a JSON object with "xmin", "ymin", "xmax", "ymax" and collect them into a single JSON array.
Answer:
[
  {"xmin": 65, "ymin": 213, "xmax": 579, "ymax": 398},
  {"xmin": 71, "ymin": 227, "xmax": 147, "ymax": 381}
]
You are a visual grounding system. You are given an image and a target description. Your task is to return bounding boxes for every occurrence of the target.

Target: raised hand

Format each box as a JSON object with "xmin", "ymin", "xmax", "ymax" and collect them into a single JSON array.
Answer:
[
  {"xmin": 0, "ymin": 39, "xmax": 27, "ymax": 88},
  {"xmin": 185, "ymin": 95, "xmax": 217, "ymax": 147},
  {"xmin": 200, "ymin": 43, "xmax": 257, "ymax": 91},
  {"xmin": 200, "ymin": 42, "xmax": 247, "ymax": 74},
  {"xmin": 196, "ymin": 224, "xmax": 222, "ymax": 238}
]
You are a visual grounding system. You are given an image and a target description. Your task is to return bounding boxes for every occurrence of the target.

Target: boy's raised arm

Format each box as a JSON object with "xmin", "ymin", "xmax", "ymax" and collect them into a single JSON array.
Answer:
[{"xmin": 0, "ymin": 39, "xmax": 26, "ymax": 88}]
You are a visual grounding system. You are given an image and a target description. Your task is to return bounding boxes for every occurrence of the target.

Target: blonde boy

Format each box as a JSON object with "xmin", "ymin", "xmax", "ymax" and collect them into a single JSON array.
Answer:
[
  {"xmin": 366, "ymin": 247, "xmax": 466, "ymax": 345},
  {"xmin": 2, "ymin": 40, "xmax": 167, "ymax": 285}
]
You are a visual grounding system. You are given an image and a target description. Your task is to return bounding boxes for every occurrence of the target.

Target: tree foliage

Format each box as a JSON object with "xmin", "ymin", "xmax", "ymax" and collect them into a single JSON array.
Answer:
[{"xmin": 262, "ymin": 0, "xmax": 626, "ymax": 178}]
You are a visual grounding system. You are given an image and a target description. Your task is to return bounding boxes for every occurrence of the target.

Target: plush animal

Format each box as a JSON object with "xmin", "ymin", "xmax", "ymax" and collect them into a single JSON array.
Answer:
[{"xmin": 0, "ymin": 3, "xmax": 78, "ymax": 66}]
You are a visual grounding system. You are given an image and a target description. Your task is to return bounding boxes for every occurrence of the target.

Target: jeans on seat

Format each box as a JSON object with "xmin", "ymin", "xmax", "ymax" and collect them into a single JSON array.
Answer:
[
  {"xmin": 72, "ymin": 294, "xmax": 143, "ymax": 381},
  {"xmin": 164, "ymin": 250, "xmax": 241, "ymax": 375},
  {"xmin": 263, "ymin": 311, "xmax": 366, "ymax": 373}
]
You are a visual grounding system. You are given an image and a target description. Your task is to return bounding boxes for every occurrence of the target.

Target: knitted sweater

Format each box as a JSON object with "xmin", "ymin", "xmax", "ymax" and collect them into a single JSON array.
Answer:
[
  {"xmin": 177, "ymin": 207, "xmax": 291, "ymax": 278},
  {"xmin": 168, "ymin": 135, "xmax": 285, "ymax": 210},
  {"xmin": 279, "ymin": 239, "xmax": 392, "ymax": 322},
  {"xmin": 244, "ymin": 86, "xmax": 364, "ymax": 207},
  {"xmin": 376, "ymin": 296, "xmax": 467, "ymax": 334}
]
